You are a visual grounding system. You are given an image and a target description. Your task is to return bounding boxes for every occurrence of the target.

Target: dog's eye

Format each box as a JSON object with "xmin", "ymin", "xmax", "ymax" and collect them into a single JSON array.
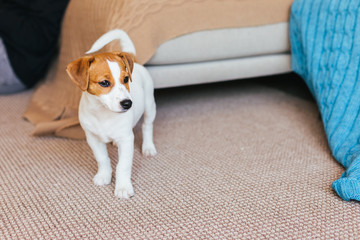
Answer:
[
  {"xmin": 99, "ymin": 80, "xmax": 110, "ymax": 87},
  {"xmin": 124, "ymin": 76, "xmax": 129, "ymax": 84}
]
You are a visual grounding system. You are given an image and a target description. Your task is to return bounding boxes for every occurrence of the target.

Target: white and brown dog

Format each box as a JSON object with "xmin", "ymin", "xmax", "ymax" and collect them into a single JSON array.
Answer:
[{"xmin": 66, "ymin": 29, "xmax": 157, "ymax": 199}]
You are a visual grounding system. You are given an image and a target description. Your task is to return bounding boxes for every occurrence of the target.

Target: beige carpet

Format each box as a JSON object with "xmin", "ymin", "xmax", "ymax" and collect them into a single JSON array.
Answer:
[{"xmin": 1, "ymin": 74, "xmax": 360, "ymax": 239}]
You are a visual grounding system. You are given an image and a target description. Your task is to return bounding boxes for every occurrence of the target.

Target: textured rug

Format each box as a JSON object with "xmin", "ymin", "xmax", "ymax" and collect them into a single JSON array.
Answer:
[{"xmin": 1, "ymin": 75, "xmax": 359, "ymax": 239}]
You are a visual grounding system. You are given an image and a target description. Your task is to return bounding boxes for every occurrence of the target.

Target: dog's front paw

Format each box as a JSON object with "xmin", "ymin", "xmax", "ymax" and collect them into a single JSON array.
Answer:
[
  {"xmin": 114, "ymin": 182, "xmax": 134, "ymax": 199},
  {"xmin": 142, "ymin": 143, "xmax": 157, "ymax": 157},
  {"xmin": 93, "ymin": 171, "xmax": 112, "ymax": 186}
]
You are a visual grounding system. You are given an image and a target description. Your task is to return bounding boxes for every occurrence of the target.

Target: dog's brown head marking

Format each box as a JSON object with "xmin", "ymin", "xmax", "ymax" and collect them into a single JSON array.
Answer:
[{"xmin": 66, "ymin": 52, "xmax": 135, "ymax": 96}]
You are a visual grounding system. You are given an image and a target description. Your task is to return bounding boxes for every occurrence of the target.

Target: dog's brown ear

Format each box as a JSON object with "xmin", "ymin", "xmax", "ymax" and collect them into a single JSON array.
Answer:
[
  {"xmin": 66, "ymin": 56, "xmax": 95, "ymax": 91},
  {"xmin": 117, "ymin": 52, "xmax": 135, "ymax": 82}
]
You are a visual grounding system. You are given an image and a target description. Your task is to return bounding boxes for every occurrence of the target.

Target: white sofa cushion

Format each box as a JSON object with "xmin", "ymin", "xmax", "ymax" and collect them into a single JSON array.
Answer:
[{"xmin": 147, "ymin": 22, "xmax": 290, "ymax": 65}]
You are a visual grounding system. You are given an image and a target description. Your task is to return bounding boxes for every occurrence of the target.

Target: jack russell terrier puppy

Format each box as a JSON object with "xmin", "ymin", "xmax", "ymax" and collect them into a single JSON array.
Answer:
[{"xmin": 66, "ymin": 29, "xmax": 157, "ymax": 199}]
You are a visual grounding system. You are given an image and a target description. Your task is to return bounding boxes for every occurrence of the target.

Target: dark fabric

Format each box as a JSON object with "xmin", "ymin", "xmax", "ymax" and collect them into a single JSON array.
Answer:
[{"xmin": 0, "ymin": 0, "xmax": 69, "ymax": 88}]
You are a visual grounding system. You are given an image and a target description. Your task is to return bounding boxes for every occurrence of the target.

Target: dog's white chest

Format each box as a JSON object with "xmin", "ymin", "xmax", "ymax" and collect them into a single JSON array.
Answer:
[
  {"xmin": 79, "ymin": 93, "xmax": 141, "ymax": 143},
  {"xmin": 80, "ymin": 110, "xmax": 133, "ymax": 143}
]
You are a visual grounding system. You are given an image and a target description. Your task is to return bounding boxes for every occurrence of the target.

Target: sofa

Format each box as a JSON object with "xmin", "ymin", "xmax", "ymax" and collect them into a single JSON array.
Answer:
[
  {"xmin": 24, "ymin": 0, "xmax": 294, "ymax": 139},
  {"xmin": 146, "ymin": 22, "xmax": 291, "ymax": 89}
]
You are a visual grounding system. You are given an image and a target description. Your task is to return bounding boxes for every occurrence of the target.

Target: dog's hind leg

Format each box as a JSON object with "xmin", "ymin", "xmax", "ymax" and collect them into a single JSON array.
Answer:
[{"xmin": 142, "ymin": 96, "xmax": 157, "ymax": 157}]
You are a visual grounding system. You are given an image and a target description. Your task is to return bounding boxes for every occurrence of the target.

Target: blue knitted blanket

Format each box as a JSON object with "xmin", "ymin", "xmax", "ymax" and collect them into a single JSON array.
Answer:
[{"xmin": 290, "ymin": 0, "xmax": 360, "ymax": 201}]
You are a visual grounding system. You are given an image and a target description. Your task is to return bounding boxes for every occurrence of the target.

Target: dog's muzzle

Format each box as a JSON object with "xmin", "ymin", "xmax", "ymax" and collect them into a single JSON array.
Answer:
[{"xmin": 120, "ymin": 99, "xmax": 132, "ymax": 110}]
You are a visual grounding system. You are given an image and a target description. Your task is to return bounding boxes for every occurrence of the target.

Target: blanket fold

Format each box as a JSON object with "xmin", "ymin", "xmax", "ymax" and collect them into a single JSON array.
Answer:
[{"xmin": 290, "ymin": 0, "xmax": 360, "ymax": 201}]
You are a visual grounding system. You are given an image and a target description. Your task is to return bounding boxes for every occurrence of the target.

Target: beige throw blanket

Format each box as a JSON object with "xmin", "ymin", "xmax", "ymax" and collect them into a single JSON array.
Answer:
[{"xmin": 24, "ymin": 0, "xmax": 294, "ymax": 139}]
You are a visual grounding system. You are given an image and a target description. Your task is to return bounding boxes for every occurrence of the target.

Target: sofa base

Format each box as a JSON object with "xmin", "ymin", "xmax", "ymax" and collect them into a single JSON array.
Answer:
[{"xmin": 147, "ymin": 53, "xmax": 291, "ymax": 89}]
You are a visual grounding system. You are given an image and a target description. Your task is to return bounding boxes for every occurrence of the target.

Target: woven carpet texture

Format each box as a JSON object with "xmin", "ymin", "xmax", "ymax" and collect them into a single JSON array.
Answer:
[{"xmin": 1, "ymin": 75, "xmax": 360, "ymax": 239}]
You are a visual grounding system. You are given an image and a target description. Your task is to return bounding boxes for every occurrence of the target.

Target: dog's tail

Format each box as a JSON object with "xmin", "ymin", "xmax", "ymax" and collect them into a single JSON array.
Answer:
[{"xmin": 85, "ymin": 29, "xmax": 136, "ymax": 55}]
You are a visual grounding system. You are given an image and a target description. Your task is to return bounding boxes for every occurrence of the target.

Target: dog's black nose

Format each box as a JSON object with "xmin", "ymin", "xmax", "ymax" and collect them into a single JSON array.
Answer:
[{"xmin": 120, "ymin": 99, "xmax": 132, "ymax": 110}]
